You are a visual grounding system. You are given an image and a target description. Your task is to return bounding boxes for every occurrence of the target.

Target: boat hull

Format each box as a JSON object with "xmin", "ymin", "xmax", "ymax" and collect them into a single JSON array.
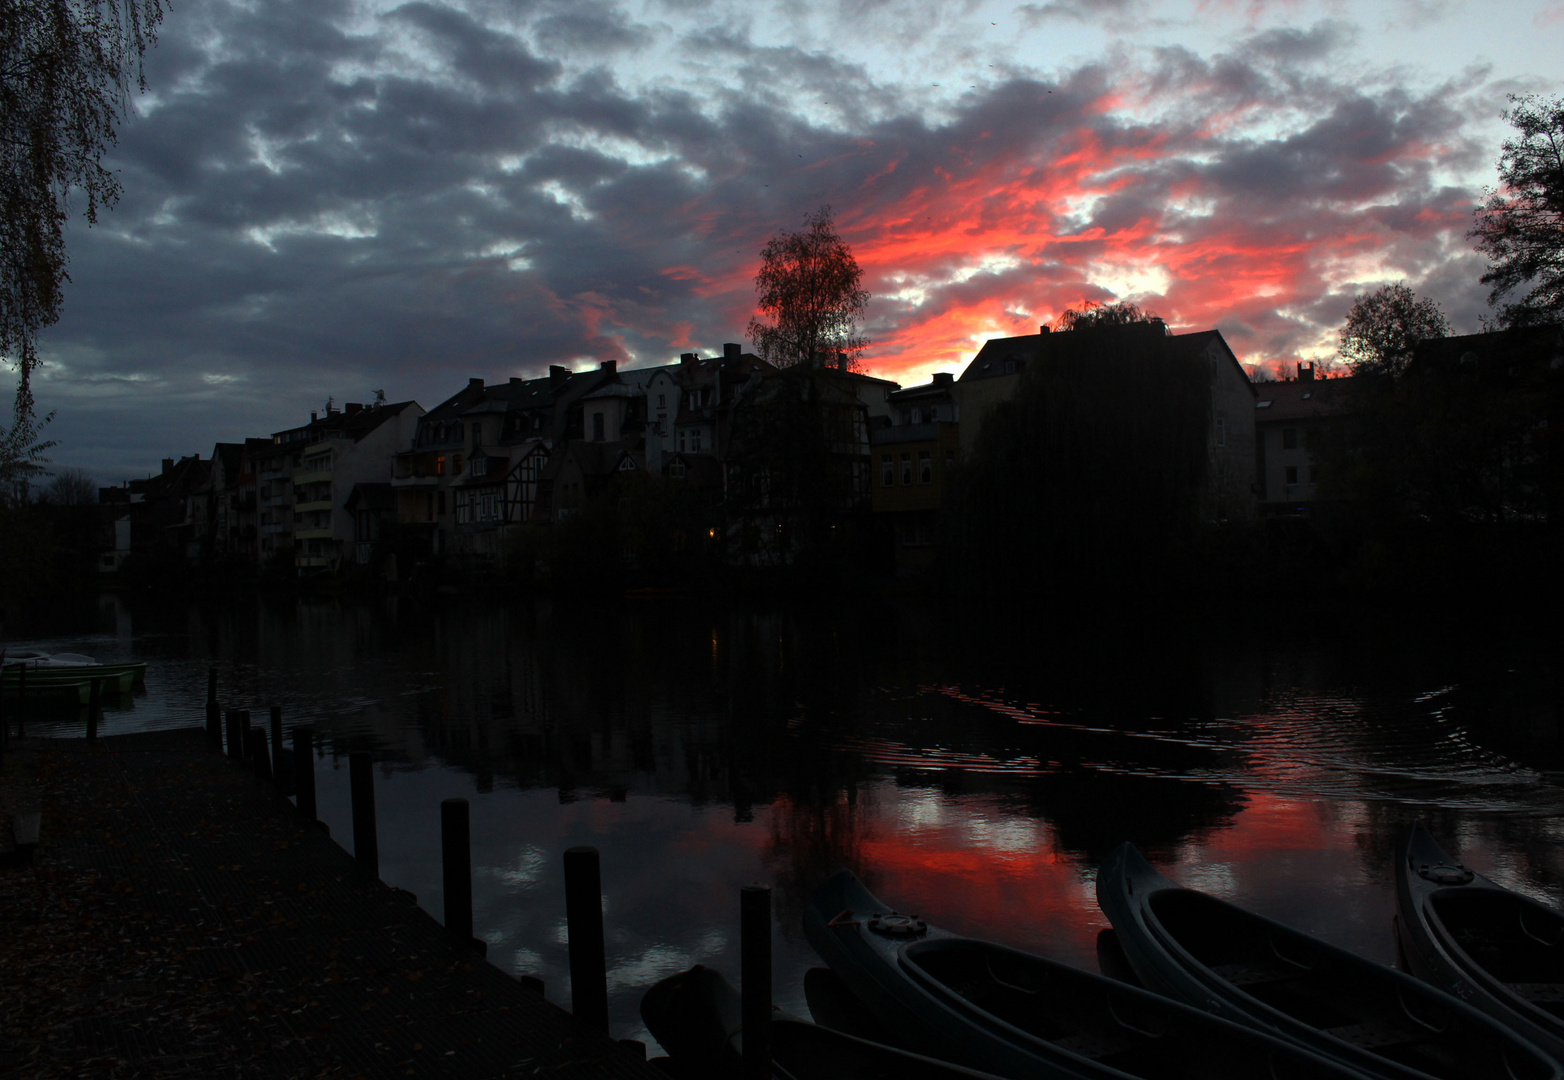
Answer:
[
  {"xmin": 1396, "ymin": 823, "xmax": 1564, "ymax": 1062},
  {"xmin": 640, "ymin": 964, "xmax": 1005, "ymax": 1080},
  {"xmin": 1096, "ymin": 841, "xmax": 1561, "ymax": 1080},
  {"xmin": 805, "ymin": 868, "xmax": 1374, "ymax": 1080}
]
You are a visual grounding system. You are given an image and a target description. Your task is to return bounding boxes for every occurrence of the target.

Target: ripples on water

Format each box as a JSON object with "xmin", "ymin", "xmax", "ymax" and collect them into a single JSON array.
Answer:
[{"xmin": 7, "ymin": 593, "xmax": 1560, "ymax": 1048}]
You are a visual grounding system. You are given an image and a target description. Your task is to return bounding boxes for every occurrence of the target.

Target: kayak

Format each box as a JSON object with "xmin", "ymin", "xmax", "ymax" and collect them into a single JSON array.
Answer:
[
  {"xmin": 1096, "ymin": 841, "xmax": 1561, "ymax": 1080},
  {"xmin": 1396, "ymin": 822, "xmax": 1564, "ymax": 1062},
  {"xmin": 804, "ymin": 868, "xmax": 1376, "ymax": 1080},
  {"xmin": 640, "ymin": 963, "xmax": 1007, "ymax": 1080}
]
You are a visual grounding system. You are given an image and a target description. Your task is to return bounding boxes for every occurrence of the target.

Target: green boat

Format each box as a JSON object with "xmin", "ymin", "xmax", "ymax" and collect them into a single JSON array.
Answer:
[
  {"xmin": 2, "ymin": 665, "xmax": 136, "ymax": 696},
  {"xmin": 0, "ymin": 677, "xmax": 93, "ymax": 707}
]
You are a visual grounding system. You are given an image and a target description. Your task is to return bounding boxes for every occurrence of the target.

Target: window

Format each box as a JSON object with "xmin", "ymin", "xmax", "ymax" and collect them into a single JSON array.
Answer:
[
  {"xmin": 1282, "ymin": 428, "xmax": 1298, "ymax": 450},
  {"xmin": 678, "ymin": 431, "xmax": 686, "ymax": 452},
  {"xmin": 919, "ymin": 450, "xmax": 932, "ymax": 484},
  {"xmin": 1284, "ymin": 465, "xmax": 1298, "ymax": 484},
  {"xmin": 471, "ymin": 456, "xmax": 488, "ymax": 477},
  {"xmin": 900, "ymin": 452, "xmax": 912, "ymax": 485},
  {"xmin": 455, "ymin": 492, "xmax": 471, "ymax": 525},
  {"xmin": 436, "ymin": 455, "xmax": 446, "ymax": 476},
  {"xmin": 592, "ymin": 413, "xmax": 605, "ymax": 441},
  {"xmin": 910, "ymin": 407, "xmax": 922, "ymax": 425},
  {"xmin": 881, "ymin": 454, "xmax": 893, "ymax": 487},
  {"xmin": 692, "ymin": 429, "xmax": 702, "ymax": 452},
  {"xmin": 669, "ymin": 460, "xmax": 686, "ymax": 479},
  {"xmin": 452, "ymin": 455, "xmax": 463, "ymax": 475},
  {"xmin": 657, "ymin": 393, "xmax": 666, "ymax": 408}
]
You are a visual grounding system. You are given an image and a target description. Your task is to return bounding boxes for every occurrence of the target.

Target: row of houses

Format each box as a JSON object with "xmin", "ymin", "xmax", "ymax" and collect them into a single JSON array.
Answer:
[{"xmin": 105, "ymin": 317, "xmax": 1507, "ymax": 579}]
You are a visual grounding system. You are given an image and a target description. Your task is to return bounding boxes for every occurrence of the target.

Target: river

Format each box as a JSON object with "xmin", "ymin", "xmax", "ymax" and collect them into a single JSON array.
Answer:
[{"xmin": 6, "ymin": 590, "xmax": 1560, "ymax": 1052}]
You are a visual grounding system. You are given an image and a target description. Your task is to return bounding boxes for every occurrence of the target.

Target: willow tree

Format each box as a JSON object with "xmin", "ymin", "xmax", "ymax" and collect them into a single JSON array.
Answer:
[
  {"xmin": 747, "ymin": 206, "xmax": 870, "ymax": 370},
  {"xmin": 1, "ymin": 0, "xmax": 163, "ymax": 484}
]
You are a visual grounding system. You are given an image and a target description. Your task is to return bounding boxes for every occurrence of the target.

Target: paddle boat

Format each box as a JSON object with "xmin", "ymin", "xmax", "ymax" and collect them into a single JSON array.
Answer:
[
  {"xmin": 804, "ymin": 868, "xmax": 1377, "ymax": 1080},
  {"xmin": 1096, "ymin": 841, "xmax": 1560, "ymax": 1080},
  {"xmin": 1396, "ymin": 822, "xmax": 1564, "ymax": 1062}
]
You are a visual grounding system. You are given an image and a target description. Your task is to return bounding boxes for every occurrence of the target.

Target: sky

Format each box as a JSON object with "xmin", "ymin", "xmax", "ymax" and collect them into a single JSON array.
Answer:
[{"xmin": 23, "ymin": 0, "xmax": 1564, "ymax": 484}]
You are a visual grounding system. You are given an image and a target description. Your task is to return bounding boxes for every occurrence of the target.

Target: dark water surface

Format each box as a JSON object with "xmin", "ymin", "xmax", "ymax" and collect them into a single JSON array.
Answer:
[{"xmin": 7, "ymin": 592, "xmax": 1561, "ymax": 1050}]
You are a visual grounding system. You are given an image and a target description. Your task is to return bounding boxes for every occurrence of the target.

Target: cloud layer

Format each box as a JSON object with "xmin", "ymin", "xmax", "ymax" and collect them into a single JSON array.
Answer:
[{"xmin": 24, "ymin": 0, "xmax": 1546, "ymax": 480}]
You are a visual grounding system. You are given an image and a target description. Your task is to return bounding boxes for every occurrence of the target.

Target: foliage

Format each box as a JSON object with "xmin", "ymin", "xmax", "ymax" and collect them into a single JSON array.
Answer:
[
  {"xmin": 45, "ymin": 464, "xmax": 95, "ymax": 504},
  {"xmin": 944, "ymin": 331, "xmax": 1211, "ymax": 596},
  {"xmin": 0, "ymin": 405, "xmax": 54, "ymax": 505},
  {"xmin": 1471, "ymin": 95, "xmax": 1564, "ymax": 328},
  {"xmin": 1338, "ymin": 283, "xmax": 1448, "ymax": 378},
  {"xmin": 0, "ymin": 0, "xmax": 163, "ymax": 427},
  {"xmin": 1055, "ymin": 299, "xmax": 1160, "ymax": 330},
  {"xmin": 748, "ymin": 206, "xmax": 870, "ymax": 370}
]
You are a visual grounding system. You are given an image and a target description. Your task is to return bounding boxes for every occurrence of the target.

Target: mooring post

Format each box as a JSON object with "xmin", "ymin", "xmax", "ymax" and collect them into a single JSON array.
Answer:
[
  {"xmin": 269, "ymin": 706, "xmax": 285, "ymax": 788},
  {"xmin": 741, "ymin": 884, "xmax": 773, "ymax": 1080},
  {"xmin": 349, "ymin": 752, "xmax": 378, "ymax": 875},
  {"xmin": 205, "ymin": 697, "xmax": 221, "ymax": 746},
  {"xmin": 86, "ymin": 678, "xmax": 103, "ymax": 741},
  {"xmin": 248, "ymin": 727, "xmax": 272, "ymax": 780},
  {"xmin": 225, "ymin": 709, "xmax": 243, "ymax": 762},
  {"xmin": 441, "ymin": 798, "xmax": 475, "ymax": 945},
  {"xmin": 563, "ymin": 846, "xmax": 609, "ymax": 1033},
  {"xmin": 292, "ymin": 724, "xmax": 317, "ymax": 819}
]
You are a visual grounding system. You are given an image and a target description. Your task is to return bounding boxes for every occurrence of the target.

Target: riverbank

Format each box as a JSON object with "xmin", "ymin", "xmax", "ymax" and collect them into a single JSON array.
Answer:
[{"xmin": 0, "ymin": 728, "xmax": 662, "ymax": 1079}]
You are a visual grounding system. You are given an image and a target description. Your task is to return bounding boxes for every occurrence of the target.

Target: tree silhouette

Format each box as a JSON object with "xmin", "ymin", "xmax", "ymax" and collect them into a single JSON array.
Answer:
[
  {"xmin": 1055, "ymin": 299, "xmax": 1161, "ymax": 330},
  {"xmin": 747, "ymin": 206, "xmax": 870, "ymax": 370},
  {"xmin": 1471, "ymin": 95, "xmax": 1564, "ymax": 328},
  {"xmin": 1338, "ymin": 283, "xmax": 1448, "ymax": 378}
]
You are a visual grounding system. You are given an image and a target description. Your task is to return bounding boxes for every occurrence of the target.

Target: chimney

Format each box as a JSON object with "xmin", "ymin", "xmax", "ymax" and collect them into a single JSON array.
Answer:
[
  {"xmin": 600, "ymin": 360, "xmax": 617, "ymax": 373},
  {"xmin": 932, "ymin": 372, "xmax": 954, "ymax": 386},
  {"xmin": 310, "ymin": 411, "xmax": 318, "ymax": 422},
  {"xmin": 345, "ymin": 402, "xmax": 362, "ymax": 415},
  {"xmin": 467, "ymin": 377, "xmax": 484, "ymax": 394},
  {"xmin": 1299, "ymin": 361, "xmax": 1315, "ymax": 382},
  {"xmin": 550, "ymin": 364, "xmax": 568, "ymax": 387},
  {"xmin": 1150, "ymin": 318, "xmax": 1168, "ymax": 335},
  {"xmin": 162, "ymin": 458, "xmax": 174, "ymax": 474},
  {"xmin": 1039, "ymin": 325, "xmax": 1050, "ymax": 334},
  {"xmin": 723, "ymin": 342, "xmax": 741, "ymax": 360},
  {"xmin": 680, "ymin": 352, "xmax": 697, "ymax": 365}
]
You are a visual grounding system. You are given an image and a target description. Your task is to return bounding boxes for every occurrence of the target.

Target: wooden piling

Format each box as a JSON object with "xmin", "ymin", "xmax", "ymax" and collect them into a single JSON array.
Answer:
[
  {"xmin": 86, "ymin": 678, "xmax": 102, "ymax": 741},
  {"xmin": 248, "ymin": 727, "xmax": 272, "ymax": 780},
  {"xmin": 563, "ymin": 846, "xmax": 608, "ymax": 1033},
  {"xmin": 349, "ymin": 752, "xmax": 378, "ymax": 875},
  {"xmin": 441, "ymin": 798, "xmax": 474, "ymax": 945},
  {"xmin": 225, "ymin": 709, "xmax": 243, "ymax": 761},
  {"xmin": 269, "ymin": 706, "xmax": 285, "ymax": 788},
  {"xmin": 741, "ymin": 884, "xmax": 772, "ymax": 1080},
  {"xmin": 292, "ymin": 724, "xmax": 316, "ymax": 820}
]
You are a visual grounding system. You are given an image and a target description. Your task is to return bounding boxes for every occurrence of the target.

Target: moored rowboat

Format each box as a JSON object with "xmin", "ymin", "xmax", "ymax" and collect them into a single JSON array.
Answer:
[
  {"xmin": 1396, "ymin": 822, "xmax": 1564, "ymax": 1063},
  {"xmin": 805, "ymin": 868, "xmax": 1376, "ymax": 1080},
  {"xmin": 640, "ymin": 964, "xmax": 1007, "ymax": 1080},
  {"xmin": 1096, "ymin": 841, "xmax": 1561, "ymax": 1080}
]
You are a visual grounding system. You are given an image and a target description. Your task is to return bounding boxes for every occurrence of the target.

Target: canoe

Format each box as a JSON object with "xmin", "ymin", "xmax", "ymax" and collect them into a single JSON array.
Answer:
[
  {"xmin": 640, "ymin": 963, "xmax": 1006, "ymax": 1080},
  {"xmin": 2, "ymin": 650, "xmax": 146, "ymax": 686},
  {"xmin": 2, "ymin": 665, "xmax": 135, "ymax": 696},
  {"xmin": 804, "ymin": 868, "xmax": 1376, "ymax": 1080},
  {"xmin": 1096, "ymin": 842, "xmax": 1561, "ymax": 1080},
  {"xmin": 1396, "ymin": 822, "xmax": 1564, "ymax": 1062}
]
